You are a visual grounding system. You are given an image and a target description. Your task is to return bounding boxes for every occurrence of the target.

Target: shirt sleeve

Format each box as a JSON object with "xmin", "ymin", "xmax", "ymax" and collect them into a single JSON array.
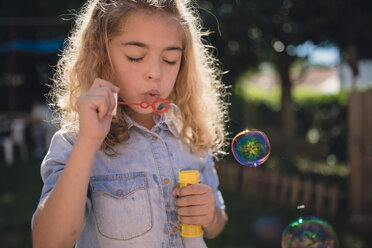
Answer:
[
  {"xmin": 31, "ymin": 129, "xmax": 92, "ymax": 229},
  {"xmin": 199, "ymin": 151, "xmax": 225, "ymax": 210}
]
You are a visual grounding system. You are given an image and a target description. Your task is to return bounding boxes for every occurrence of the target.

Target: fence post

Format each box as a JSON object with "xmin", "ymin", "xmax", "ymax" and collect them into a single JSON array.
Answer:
[
  {"xmin": 242, "ymin": 167, "xmax": 258, "ymax": 196},
  {"xmin": 349, "ymin": 90, "xmax": 372, "ymax": 230},
  {"xmin": 259, "ymin": 169, "xmax": 270, "ymax": 194},
  {"xmin": 348, "ymin": 92, "xmax": 364, "ymax": 214},
  {"xmin": 315, "ymin": 182, "xmax": 325, "ymax": 216},
  {"xmin": 227, "ymin": 164, "xmax": 239, "ymax": 191},
  {"xmin": 303, "ymin": 179, "xmax": 313, "ymax": 210},
  {"xmin": 364, "ymin": 91, "xmax": 372, "ymax": 212},
  {"xmin": 329, "ymin": 185, "xmax": 340, "ymax": 218},
  {"xmin": 280, "ymin": 176, "xmax": 290, "ymax": 205},
  {"xmin": 290, "ymin": 177, "xmax": 301, "ymax": 206},
  {"xmin": 269, "ymin": 172, "xmax": 280, "ymax": 202}
]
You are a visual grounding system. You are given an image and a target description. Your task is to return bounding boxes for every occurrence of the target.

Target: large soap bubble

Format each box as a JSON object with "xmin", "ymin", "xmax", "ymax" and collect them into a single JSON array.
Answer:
[
  {"xmin": 281, "ymin": 216, "xmax": 338, "ymax": 248},
  {"xmin": 231, "ymin": 130, "xmax": 270, "ymax": 167},
  {"xmin": 155, "ymin": 103, "xmax": 183, "ymax": 135}
]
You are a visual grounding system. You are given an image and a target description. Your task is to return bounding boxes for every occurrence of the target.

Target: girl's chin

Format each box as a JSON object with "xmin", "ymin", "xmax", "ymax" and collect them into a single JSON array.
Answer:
[{"xmin": 129, "ymin": 105, "xmax": 154, "ymax": 115}]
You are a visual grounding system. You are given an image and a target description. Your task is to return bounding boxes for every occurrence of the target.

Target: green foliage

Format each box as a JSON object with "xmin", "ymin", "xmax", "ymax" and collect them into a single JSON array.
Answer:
[
  {"xmin": 229, "ymin": 86, "xmax": 349, "ymax": 166},
  {"xmin": 294, "ymin": 91, "xmax": 349, "ymax": 162}
]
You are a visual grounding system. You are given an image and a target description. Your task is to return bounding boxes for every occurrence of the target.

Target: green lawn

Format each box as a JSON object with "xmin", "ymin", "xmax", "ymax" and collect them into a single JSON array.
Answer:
[
  {"xmin": 0, "ymin": 159, "xmax": 43, "ymax": 248},
  {"xmin": 0, "ymin": 159, "xmax": 370, "ymax": 248}
]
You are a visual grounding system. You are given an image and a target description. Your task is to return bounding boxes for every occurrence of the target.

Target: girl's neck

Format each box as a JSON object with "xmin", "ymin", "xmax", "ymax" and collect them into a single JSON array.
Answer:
[{"xmin": 129, "ymin": 112, "xmax": 155, "ymax": 130}]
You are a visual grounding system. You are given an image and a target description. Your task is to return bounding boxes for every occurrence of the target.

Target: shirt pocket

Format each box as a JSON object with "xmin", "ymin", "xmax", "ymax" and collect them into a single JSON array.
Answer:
[{"xmin": 89, "ymin": 172, "xmax": 153, "ymax": 240}]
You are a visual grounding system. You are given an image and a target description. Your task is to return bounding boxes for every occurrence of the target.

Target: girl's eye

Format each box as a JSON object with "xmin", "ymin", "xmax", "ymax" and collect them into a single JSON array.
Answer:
[
  {"xmin": 163, "ymin": 60, "xmax": 177, "ymax": 65},
  {"xmin": 127, "ymin": 56, "xmax": 143, "ymax": 62}
]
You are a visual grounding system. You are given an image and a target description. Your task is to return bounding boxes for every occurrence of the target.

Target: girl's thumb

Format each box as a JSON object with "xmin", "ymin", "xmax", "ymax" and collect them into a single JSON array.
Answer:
[{"xmin": 172, "ymin": 184, "xmax": 180, "ymax": 196}]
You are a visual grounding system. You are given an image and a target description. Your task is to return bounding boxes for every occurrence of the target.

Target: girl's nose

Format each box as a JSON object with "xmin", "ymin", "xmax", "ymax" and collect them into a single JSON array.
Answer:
[{"xmin": 145, "ymin": 59, "xmax": 162, "ymax": 81}]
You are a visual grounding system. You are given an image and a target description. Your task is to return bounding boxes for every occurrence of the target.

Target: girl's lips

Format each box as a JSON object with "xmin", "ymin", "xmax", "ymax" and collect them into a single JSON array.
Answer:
[
  {"xmin": 144, "ymin": 89, "xmax": 160, "ymax": 95},
  {"xmin": 143, "ymin": 90, "xmax": 160, "ymax": 103}
]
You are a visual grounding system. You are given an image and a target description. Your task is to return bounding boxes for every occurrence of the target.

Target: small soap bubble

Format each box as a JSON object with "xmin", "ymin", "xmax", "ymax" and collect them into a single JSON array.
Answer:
[
  {"xmin": 281, "ymin": 216, "xmax": 338, "ymax": 248},
  {"xmin": 153, "ymin": 98, "xmax": 170, "ymax": 114},
  {"xmin": 231, "ymin": 130, "xmax": 270, "ymax": 167},
  {"xmin": 157, "ymin": 102, "xmax": 168, "ymax": 111}
]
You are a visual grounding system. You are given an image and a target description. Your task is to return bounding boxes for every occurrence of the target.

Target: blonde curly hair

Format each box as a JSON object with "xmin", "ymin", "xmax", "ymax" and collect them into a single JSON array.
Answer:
[{"xmin": 50, "ymin": 0, "xmax": 229, "ymax": 157}]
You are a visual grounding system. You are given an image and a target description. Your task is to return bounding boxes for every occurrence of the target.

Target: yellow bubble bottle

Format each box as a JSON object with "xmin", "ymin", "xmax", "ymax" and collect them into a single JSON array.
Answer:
[{"xmin": 178, "ymin": 170, "xmax": 203, "ymax": 237}]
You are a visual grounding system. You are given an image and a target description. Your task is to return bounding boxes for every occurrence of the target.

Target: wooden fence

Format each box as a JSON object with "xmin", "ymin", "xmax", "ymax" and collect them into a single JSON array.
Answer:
[
  {"xmin": 216, "ymin": 164, "xmax": 342, "ymax": 218},
  {"xmin": 348, "ymin": 90, "xmax": 372, "ymax": 229}
]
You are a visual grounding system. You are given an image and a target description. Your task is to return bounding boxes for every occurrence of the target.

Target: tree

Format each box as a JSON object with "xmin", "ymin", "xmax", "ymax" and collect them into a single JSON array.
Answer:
[
  {"xmin": 0, "ymin": 0, "xmax": 84, "ymax": 111},
  {"xmin": 199, "ymin": 0, "xmax": 372, "ymax": 167}
]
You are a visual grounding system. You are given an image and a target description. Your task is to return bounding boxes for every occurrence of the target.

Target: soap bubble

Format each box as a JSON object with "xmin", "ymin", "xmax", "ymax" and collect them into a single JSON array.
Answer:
[
  {"xmin": 231, "ymin": 130, "xmax": 270, "ymax": 167},
  {"xmin": 165, "ymin": 104, "xmax": 182, "ymax": 134},
  {"xmin": 155, "ymin": 103, "xmax": 183, "ymax": 135},
  {"xmin": 157, "ymin": 101, "xmax": 169, "ymax": 112},
  {"xmin": 153, "ymin": 98, "xmax": 170, "ymax": 114},
  {"xmin": 281, "ymin": 216, "xmax": 338, "ymax": 248}
]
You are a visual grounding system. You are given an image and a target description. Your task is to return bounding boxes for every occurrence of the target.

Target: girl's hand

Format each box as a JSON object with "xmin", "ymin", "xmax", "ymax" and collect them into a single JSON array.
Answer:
[
  {"xmin": 77, "ymin": 78, "xmax": 119, "ymax": 147},
  {"xmin": 172, "ymin": 184, "xmax": 216, "ymax": 228}
]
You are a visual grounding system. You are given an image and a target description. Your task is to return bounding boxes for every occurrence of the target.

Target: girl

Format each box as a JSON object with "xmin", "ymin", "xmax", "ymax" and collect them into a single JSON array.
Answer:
[{"xmin": 32, "ymin": 0, "xmax": 228, "ymax": 247}]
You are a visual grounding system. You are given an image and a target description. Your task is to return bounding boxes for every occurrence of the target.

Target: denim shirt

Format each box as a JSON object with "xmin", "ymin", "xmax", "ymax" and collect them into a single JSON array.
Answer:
[{"xmin": 32, "ymin": 109, "xmax": 225, "ymax": 248}]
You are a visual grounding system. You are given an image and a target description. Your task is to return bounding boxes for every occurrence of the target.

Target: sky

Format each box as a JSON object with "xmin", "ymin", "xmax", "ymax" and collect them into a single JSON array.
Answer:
[{"xmin": 296, "ymin": 41, "xmax": 340, "ymax": 67}]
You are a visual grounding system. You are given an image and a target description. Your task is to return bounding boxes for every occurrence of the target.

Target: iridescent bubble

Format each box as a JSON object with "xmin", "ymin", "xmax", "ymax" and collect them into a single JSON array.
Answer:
[
  {"xmin": 152, "ymin": 98, "xmax": 170, "ymax": 114},
  {"xmin": 231, "ymin": 130, "xmax": 270, "ymax": 167},
  {"xmin": 281, "ymin": 216, "xmax": 339, "ymax": 248},
  {"xmin": 157, "ymin": 102, "xmax": 169, "ymax": 112},
  {"xmin": 155, "ymin": 103, "xmax": 183, "ymax": 135}
]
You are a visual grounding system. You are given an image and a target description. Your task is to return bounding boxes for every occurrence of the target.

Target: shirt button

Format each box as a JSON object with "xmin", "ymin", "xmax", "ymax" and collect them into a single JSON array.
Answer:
[
  {"xmin": 172, "ymin": 227, "xmax": 178, "ymax": 232},
  {"xmin": 164, "ymin": 178, "xmax": 169, "ymax": 184},
  {"xmin": 117, "ymin": 189, "xmax": 123, "ymax": 196},
  {"xmin": 152, "ymin": 136, "xmax": 158, "ymax": 141}
]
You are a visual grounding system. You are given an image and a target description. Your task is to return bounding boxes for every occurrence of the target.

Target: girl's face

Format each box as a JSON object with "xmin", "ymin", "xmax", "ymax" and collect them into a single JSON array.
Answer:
[{"xmin": 108, "ymin": 11, "xmax": 183, "ymax": 117}]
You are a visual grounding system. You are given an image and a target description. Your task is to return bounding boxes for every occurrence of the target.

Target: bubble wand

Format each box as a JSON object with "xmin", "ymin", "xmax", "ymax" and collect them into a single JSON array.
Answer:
[
  {"xmin": 117, "ymin": 98, "xmax": 170, "ymax": 114},
  {"xmin": 112, "ymin": 93, "xmax": 170, "ymax": 115}
]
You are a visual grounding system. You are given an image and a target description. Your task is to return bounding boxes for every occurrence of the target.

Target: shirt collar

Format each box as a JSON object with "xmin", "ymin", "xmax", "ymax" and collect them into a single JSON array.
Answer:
[
  {"xmin": 123, "ymin": 103, "xmax": 183, "ymax": 137},
  {"xmin": 122, "ymin": 113, "xmax": 135, "ymax": 129}
]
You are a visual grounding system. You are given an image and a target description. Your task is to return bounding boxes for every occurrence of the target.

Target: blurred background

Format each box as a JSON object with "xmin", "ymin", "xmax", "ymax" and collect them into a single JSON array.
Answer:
[{"xmin": 1, "ymin": 0, "xmax": 372, "ymax": 247}]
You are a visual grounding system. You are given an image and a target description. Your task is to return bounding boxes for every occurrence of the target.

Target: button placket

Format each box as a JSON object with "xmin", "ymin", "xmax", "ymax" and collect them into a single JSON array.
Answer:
[{"xmin": 149, "ymin": 132, "xmax": 182, "ymax": 247}]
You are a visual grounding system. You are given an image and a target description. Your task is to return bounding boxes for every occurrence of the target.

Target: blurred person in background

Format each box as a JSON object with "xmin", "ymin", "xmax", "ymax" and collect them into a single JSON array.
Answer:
[{"xmin": 30, "ymin": 100, "xmax": 56, "ymax": 158}]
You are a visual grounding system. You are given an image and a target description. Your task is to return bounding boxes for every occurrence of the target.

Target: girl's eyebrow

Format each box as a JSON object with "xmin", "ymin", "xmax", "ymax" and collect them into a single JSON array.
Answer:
[
  {"xmin": 122, "ymin": 41, "xmax": 148, "ymax": 48},
  {"xmin": 122, "ymin": 41, "xmax": 182, "ymax": 51}
]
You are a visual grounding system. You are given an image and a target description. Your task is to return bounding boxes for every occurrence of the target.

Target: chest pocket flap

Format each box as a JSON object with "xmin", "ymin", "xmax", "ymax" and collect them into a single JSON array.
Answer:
[{"xmin": 90, "ymin": 172, "xmax": 152, "ymax": 240}]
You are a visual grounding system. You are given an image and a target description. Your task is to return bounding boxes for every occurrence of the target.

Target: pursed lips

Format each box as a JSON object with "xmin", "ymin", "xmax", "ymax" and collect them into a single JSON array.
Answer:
[{"xmin": 143, "ymin": 89, "xmax": 160, "ymax": 103}]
